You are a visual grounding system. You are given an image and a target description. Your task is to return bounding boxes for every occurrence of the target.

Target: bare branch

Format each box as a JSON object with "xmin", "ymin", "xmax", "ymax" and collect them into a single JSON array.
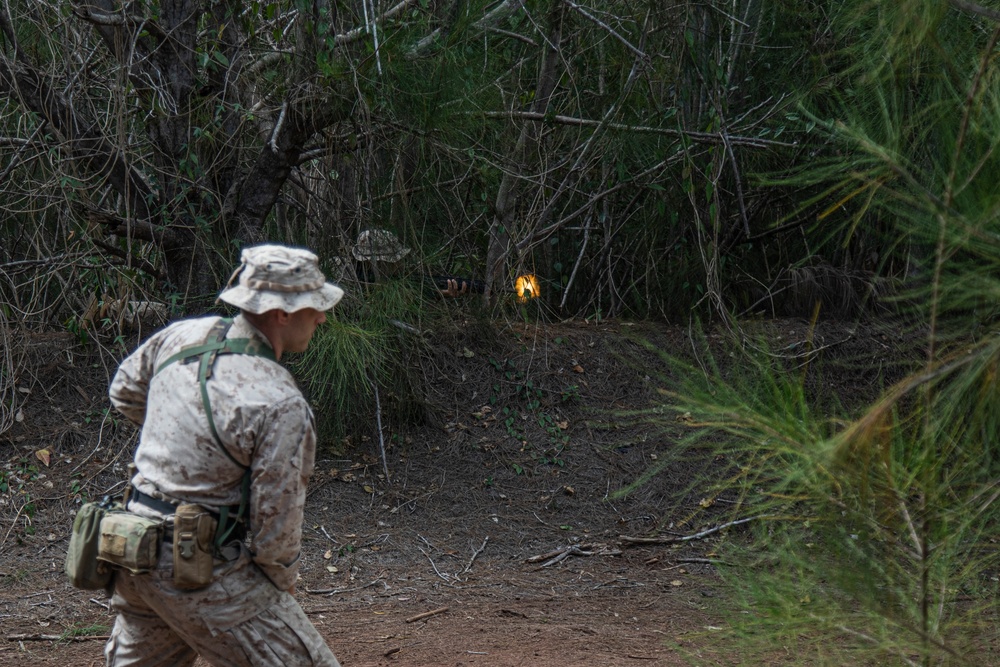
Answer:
[
  {"xmin": 483, "ymin": 26, "xmax": 537, "ymax": 47},
  {"xmin": 475, "ymin": 0, "xmax": 527, "ymax": 30},
  {"xmin": 620, "ymin": 515, "xmax": 773, "ymax": 546},
  {"xmin": 0, "ymin": 32, "xmax": 156, "ymax": 227},
  {"xmin": 477, "ymin": 110, "xmax": 795, "ymax": 149},
  {"xmin": 335, "ymin": 0, "xmax": 418, "ymax": 46},
  {"xmin": 562, "ymin": 0, "xmax": 647, "ymax": 61},
  {"xmin": 72, "ymin": 5, "xmax": 124, "ymax": 26},
  {"xmin": 516, "ymin": 155, "xmax": 684, "ymax": 252},
  {"xmin": 949, "ymin": 0, "xmax": 1000, "ymax": 21}
]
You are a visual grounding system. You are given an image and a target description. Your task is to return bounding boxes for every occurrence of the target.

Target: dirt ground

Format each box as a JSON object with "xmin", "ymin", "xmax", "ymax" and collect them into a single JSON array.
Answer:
[{"xmin": 0, "ymin": 316, "xmax": 893, "ymax": 666}]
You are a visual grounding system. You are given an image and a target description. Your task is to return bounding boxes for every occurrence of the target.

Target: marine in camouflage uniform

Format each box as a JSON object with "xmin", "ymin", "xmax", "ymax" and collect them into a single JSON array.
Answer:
[
  {"xmin": 105, "ymin": 245, "xmax": 344, "ymax": 667},
  {"xmin": 330, "ymin": 228, "xmax": 470, "ymax": 297}
]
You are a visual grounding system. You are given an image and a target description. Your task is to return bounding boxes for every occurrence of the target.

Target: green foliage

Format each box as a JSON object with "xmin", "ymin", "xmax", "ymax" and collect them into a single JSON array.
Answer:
[
  {"xmin": 645, "ymin": 326, "xmax": 1000, "ymax": 664},
  {"xmin": 294, "ymin": 277, "xmax": 429, "ymax": 447},
  {"xmin": 295, "ymin": 317, "xmax": 386, "ymax": 446},
  {"xmin": 644, "ymin": 2, "xmax": 1000, "ymax": 663},
  {"xmin": 1, "ymin": 0, "xmax": 847, "ymax": 322}
]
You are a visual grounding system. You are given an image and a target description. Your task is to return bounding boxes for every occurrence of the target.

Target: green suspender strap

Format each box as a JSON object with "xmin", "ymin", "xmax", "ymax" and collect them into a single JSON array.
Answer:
[{"xmin": 154, "ymin": 318, "xmax": 277, "ymax": 551}]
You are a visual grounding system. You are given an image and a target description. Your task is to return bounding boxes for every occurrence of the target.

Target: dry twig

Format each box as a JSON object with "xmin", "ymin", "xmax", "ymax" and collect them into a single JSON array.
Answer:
[
  {"xmin": 5, "ymin": 633, "xmax": 109, "ymax": 642},
  {"xmin": 405, "ymin": 607, "xmax": 448, "ymax": 623},
  {"xmin": 620, "ymin": 515, "xmax": 771, "ymax": 546},
  {"xmin": 526, "ymin": 543, "xmax": 622, "ymax": 567},
  {"xmin": 462, "ymin": 536, "xmax": 490, "ymax": 574},
  {"xmin": 305, "ymin": 573, "xmax": 387, "ymax": 596},
  {"xmin": 418, "ymin": 547, "xmax": 457, "ymax": 584}
]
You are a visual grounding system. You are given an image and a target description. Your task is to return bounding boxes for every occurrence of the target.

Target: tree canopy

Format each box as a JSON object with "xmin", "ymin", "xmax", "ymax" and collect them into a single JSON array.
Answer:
[{"xmin": 1, "ymin": 0, "xmax": 826, "ymax": 322}]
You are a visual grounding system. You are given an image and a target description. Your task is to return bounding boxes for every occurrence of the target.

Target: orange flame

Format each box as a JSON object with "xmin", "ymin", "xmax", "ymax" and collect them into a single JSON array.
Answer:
[{"xmin": 515, "ymin": 274, "xmax": 540, "ymax": 302}]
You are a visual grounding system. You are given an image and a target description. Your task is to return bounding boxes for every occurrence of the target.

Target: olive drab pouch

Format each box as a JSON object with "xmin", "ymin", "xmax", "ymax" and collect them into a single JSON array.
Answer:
[
  {"xmin": 172, "ymin": 504, "xmax": 217, "ymax": 590},
  {"xmin": 96, "ymin": 512, "xmax": 163, "ymax": 574},
  {"xmin": 65, "ymin": 499, "xmax": 119, "ymax": 590}
]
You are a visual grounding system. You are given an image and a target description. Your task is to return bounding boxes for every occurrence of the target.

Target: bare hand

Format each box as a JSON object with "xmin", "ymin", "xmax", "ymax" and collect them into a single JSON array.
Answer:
[{"xmin": 440, "ymin": 278, "xmax": 469, "ymax": 298}]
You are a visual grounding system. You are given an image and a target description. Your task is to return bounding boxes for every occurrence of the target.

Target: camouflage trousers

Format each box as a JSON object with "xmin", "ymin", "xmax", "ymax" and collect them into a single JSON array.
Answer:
[{"xmin": 104, "ymin": 544, "xmax": 340, "ymax": 667}]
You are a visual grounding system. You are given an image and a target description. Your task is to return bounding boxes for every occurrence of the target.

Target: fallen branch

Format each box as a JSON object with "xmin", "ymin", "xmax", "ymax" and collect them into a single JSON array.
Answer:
[
  {"xmin": 419, "ymin": 547, "xmax": 456, "ymax": 584},
  {"xmin": 620, "ymin": 515, "xmax": 771, "ymax": 546},
  {"xmin": 305, "ymin": 573, "xmax": 387, "ymax": 596},
  {"xmin": 462, "ymin": 536, "xmax": 490, "ymax": 574},
  {"xmin": 675, "ymin": 557, "xmax": 731, "ymax": 566},
  {"xmin": 5, "ymin": 633, "xmax": 109, "ymax": 642},
  {"xmin": 526, "ymin": 542, "xmax": 622, "ymax": 567},
  {"xmin": 405, "ymin": 607, "xmax": 449, "ymax": 623}
]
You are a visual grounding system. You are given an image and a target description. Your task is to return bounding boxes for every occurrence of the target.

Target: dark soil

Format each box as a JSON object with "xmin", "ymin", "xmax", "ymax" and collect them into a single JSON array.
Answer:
[{"xmin": 0, "ymin": 317, "xmax": 907, "ymax": 666}]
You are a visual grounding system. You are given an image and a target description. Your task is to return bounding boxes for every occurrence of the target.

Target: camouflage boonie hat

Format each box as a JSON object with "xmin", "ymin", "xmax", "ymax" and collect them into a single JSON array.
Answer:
[
  {"xmin": 351, "ymin": 229, "xmax": 411, "ymax": 263},
  {"xmin": 218, "ymin": 244, "xmax": 344, "ymax": 314}
]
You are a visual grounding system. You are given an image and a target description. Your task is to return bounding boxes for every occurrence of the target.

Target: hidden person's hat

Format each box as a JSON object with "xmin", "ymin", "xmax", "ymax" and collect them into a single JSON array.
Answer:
[{"xmin": 351, "ymin": 229, "xmax": 411, "ymax": 263}]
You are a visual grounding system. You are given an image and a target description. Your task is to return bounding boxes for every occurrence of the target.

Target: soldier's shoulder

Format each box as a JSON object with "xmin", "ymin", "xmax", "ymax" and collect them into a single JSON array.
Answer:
[
  {"xmin": 217, "ymin": 353, "xmax": 301, "ymax": 398},
  {"xmin": 149, "ymin": 314, "xmax": 226, "ymax": 345}
]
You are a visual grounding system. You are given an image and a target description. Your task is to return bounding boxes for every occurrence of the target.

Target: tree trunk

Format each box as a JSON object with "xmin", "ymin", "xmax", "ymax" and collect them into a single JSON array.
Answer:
[{"xmin": 483, "ymin": 0, "xmax": 564, "ymax": 302}]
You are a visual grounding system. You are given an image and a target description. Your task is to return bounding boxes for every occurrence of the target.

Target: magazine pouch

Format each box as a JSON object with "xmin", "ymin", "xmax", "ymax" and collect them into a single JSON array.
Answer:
[
  {"xmin": 172, "ymin": 504, "xmax": 216, "ymax": 590},
  {"xmin": 96, "ymin": 511, "xmax": 162, "ymax": 574}
]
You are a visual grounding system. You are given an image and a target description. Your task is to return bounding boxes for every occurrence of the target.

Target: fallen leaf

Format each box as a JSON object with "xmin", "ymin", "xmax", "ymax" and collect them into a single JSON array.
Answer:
[
  {"xmin": 557, "ymin": 420, "xmax": 569, "ymax": 430},
  {"xmin": 363, "ymin": 485, "xmax": 374, "ymax": 493},
  {"xmin": 15, "ymin": 409, "xmax": 24, "ymax": 423},
  {"xmin": 35, "ymin": 448, "xmax": 51, "ymax": 466},
  {"xmin": 698, "ymin": 497, "xmax": 714, "ymax": 508},
  {"xmin": 323, "ymin": 550, "xmax": 333, "ymax": 560},
  {"xmin": 671, "ymin": 580, "xmax": 683, "ymax": 587},
  {"xmin": 326, "ymin": 565, "xmax": 338, "ymax": 573},
  {"xmin": 572, "ymin": 365, "xmax": 585, "ymax": 373}
]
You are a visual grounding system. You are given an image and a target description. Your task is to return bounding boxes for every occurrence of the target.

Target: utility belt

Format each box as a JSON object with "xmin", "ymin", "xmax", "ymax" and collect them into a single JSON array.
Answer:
[
  {"xmin": 129, "ymin": 488, "xmax": 247, "ymax": 544},
  {"xmin": 65, "ymin": 490, "xmax": 246, "ymax": 592}
]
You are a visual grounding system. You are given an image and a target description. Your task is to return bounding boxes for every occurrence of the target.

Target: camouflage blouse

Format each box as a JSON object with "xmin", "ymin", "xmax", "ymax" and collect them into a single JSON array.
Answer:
[{"xmin": 109, "ymin": 314, "xmax": 316, "ymax": 591}]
